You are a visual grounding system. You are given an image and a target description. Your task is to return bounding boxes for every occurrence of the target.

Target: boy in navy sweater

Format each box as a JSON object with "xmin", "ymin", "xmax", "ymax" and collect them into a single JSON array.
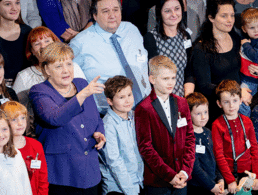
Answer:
[{"xmin": 186, "ymin": 92, "xmax": 224, "ymax": 195}]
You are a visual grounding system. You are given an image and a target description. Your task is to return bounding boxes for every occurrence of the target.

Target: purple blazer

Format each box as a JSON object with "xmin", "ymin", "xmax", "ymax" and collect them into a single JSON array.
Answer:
[{"xmin": 29, "ymin": 78, "xmax": 104, "ymax": 189}]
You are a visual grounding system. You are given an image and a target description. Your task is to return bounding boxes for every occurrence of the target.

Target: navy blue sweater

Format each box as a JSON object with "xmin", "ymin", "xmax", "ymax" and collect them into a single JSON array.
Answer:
[{"xmin": 188, "ymin": 127, "xmax": 223, "ymax": 191}]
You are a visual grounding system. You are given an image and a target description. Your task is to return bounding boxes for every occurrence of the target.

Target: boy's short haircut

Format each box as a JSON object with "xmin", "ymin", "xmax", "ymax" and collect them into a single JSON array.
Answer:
[
  {"xmin": 104, "ymin": 75, "xmax": 133, "ymax": 100},
  {"xmin": 186, "ymin": 92, "xmax": 209, "ymax": 112},
  {"xmin": 241, "ymin": 8, "xmax": 258, "ymax": 27},
  {"xmin": 149, "ymin": 55, "xmax": 177, "ymax": 76},
  {"xmin": 216, "ymin": 79, "xmax": 241, "ymax": 101}
]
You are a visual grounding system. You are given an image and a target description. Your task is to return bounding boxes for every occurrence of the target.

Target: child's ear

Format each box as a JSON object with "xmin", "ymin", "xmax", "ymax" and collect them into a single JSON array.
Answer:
[
  {"xmin": 149, "ymin": 75, "xmax": 155, "ymax": 85},
  {"xmin": 242, "ymin": 26, "xmax": 247, "ymax": 34},
  {"xmin": 216, "ymin": 100, "xmax": 222, "ymax": 108},
  {"xmin": 106, "ymin": 98, "xmax": 113, "ymax": 106}
]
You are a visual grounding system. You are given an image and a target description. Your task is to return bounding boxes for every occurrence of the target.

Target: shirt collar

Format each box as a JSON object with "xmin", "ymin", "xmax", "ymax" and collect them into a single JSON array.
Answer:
[
  {"xmin": 94, "ymin": 22, "xmax": 123, "ymax": 43},
  {"xmin": 157, "ymin": 95, "xmax": 170, "ymax": 107},
  {"xmin": 107, "ymin": 107, "xmax": 133, "ymax": 124}
]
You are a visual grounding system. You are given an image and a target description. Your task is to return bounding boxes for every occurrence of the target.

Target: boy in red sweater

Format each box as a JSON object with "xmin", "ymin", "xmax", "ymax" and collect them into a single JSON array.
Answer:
[{"xmin": 212, "ymin": 80, "xmax": 258, "ymax": 194}]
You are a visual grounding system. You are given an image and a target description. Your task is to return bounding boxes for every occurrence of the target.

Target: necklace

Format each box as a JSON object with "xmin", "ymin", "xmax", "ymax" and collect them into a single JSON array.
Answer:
[{"xmin": 58, "ymin": 83, "xmax": 72, "ymax": 96}]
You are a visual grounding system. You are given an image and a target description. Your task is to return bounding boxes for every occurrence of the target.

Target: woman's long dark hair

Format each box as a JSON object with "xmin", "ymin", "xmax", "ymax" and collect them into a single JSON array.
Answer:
[
  {"xmin": 155, "ymin": 0, "xmax": 187, "ymax": 40},
  {"xmin": 0, "ymin": 54, "xmax": 11, "ymax": 100},
  {"xmin": 198, "ymin": 0, "xmax": 235, "ymax": 53}
]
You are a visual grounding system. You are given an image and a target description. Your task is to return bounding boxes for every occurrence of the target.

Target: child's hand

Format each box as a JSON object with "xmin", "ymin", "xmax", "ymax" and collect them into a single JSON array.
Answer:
[
  {"xmin": 169, "ymin": 173, "xmax": 187, "ymax": 189},
  {"xmin": 241, "ymin": 39, "xmax": 251, "ymax": 45},
  {"xmin": 218, "ymin": 179, "xmax": 225, "ymax": 194},
  {"xmin": 211, "ymin": 184, "xmax": 222, "ymax": 194},
  {"xmin": 228, "ymin": 181, "xmax": 237, "ymax": 194},
  {"xmin": 252, "ymin": 179, "xmax": 258, "ymax": 190},
  {"xmin": 169, "ymin": 174, "xmax": 180, "ymax": 186},
  {"xmin": 178, "ymin": 171, "xmax": 187, "ymax": 183}
]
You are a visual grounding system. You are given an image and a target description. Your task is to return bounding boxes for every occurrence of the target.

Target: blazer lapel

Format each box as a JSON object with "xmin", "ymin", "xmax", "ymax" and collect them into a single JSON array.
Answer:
[
  {"xmin": 152, "ymin": 98, "xmax": 173, "ymax": 137},
  {"xmin": 170, "ymin": 95, "xmax": 178, "ymax": 139}
]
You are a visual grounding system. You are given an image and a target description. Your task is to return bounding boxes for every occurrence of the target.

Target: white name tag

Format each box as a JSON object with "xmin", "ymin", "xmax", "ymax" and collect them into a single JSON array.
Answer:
[
  {"xmin": 184, "ymin": 39, "xmax": 192, "ymax": 49},
  {"xmin": 30, "ymin": 160, "xmax": 41, "ymax": 169},
  {"xmin": 177, "ymin": 118, "xmax": 187, "ymax": 128},
  {"xmin": 246, "ymin": 139, "xmax": 251, "ymax": 149},
  {"xmin": 196, "ymin": 145, "xmax": 205, "ymax": 154},
  {"xmin": 137, "ymin": 54, "xmax": 146, "ymax": 62},
  {"xmin": 0, "ymin": 98, "xmax": 10, "ymax": 105},
  {"xmin": 186, "ymin": 28, "xmax": 193, "ymax": 35}
]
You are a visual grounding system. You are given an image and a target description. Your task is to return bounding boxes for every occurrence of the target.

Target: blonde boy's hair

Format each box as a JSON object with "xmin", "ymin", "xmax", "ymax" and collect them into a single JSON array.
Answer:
[
  {"xmin": 1, "ymin": 101, "xmax": 28, "ymax": 120},
  {"xmin": 241, "ymin": 8, "xmax": 258, "ymax": 27},
  {"xmin": 149, "ymin": 55, "xmax": 177, "ymax": 76}
]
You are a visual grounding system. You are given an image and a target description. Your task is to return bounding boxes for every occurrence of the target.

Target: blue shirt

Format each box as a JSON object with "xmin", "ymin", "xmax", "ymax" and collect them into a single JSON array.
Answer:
[
  {"xmin": 70, "ymin": 22, "xmax": 151, "ymax": 114},
  {"xmin": 99, "ymin": 108, "xmax": 144, "ymax": 195}
]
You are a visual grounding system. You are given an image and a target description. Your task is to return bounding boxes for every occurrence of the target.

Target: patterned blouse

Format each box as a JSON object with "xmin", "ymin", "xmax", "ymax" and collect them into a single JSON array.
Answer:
[{"xmin": 150, "ymin": 29, "xmax": 187, "ymax": 97}]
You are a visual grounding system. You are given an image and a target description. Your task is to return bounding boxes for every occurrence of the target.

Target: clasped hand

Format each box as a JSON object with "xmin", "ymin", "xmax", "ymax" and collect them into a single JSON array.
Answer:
[{"xmin": 170, "ymin": 172, "xmax": 187, "ymax": 189}]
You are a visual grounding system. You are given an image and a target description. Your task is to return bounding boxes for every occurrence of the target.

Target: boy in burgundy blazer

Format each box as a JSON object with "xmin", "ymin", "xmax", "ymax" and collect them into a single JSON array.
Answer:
[{"xmin": 135, "ymin": 55, "xmax": 195, "ymax": 195}]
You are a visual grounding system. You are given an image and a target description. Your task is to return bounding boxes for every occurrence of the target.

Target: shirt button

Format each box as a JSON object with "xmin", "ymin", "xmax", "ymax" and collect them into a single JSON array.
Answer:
[
  {"xmin": 84, "ymin": 151, "xmax": 88, "ymax": 155},
  {"xmin": 81, "ymin": 124, "xmax": 84, "ymax": 128},
  {"xmin": 84, "ymin": 138, "xmax": 87, "ymax": 142},
  {"xmin": 175, "ymin": 158, "xmax": 178, "ymax": 161}
]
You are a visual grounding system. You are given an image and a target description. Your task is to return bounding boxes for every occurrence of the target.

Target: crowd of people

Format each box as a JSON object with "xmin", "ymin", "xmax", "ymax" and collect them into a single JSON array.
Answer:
[{"xmin": 2, "ymin": 0, "xmax": 258, "ymax": 195}]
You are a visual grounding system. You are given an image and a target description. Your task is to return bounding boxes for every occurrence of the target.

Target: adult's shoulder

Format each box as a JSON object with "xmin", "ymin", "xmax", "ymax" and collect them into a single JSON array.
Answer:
[
  {"xmin": 192, "ymin": 41, "xmax": 203, "ymax": 50},
  {"xmin": 20, "ymin": 23, "xmax": 32, "ymax": 35},
  {"xmin": 16, "ymin": 66, "xmax": 33, "ymax": 78},
  {"xmin": 144, "ymin": 31, "xmax": 156, "ymax": 41},
  {"xmin": 120, "ymin": 21, "xmax": 142, "ymax": 36},
  {"xmin": 70, "ymin": 25, "xmax": 96, "ymax": 43},
  {"xmin": 72, "ymin": 78, "xmax": 88, "ymax": 87},
  {"xmin": 229, "ymin": 29, "xmax": 241, "ymax": 45},
  {"xmin": 30, "ymin": 80, "xmax": 48, "ymax": 92}
]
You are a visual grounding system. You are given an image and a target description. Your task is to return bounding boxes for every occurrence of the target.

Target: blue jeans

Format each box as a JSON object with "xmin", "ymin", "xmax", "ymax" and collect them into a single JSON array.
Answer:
[{"xmin": 145, "ymin": 186, "xmax": 187, "ymax": 195}]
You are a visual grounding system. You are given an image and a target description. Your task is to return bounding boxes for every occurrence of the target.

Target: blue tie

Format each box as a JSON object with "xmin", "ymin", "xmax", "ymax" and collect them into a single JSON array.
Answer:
[{"xmin": 110, "ymin": 34, "xmax": 143, "ymax": 104}]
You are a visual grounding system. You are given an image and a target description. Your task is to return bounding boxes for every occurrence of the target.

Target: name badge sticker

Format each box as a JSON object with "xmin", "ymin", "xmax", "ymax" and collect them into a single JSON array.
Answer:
[
  {"xmin": 196, "ymin": 145, "xmax": 205, "ymax": 154},
  {"xmin": 31, "ymin": 160, "xmax": 41, "ymax": 169},
  {"xmin": 246, "ymin": 139, "xmax": 251, "ymax": 149},
  {"xmin": 177, "ymin": 118, "xmax": 187, "ymax": 128},
  {"xmin": 0, "ymin": 98, "xmax": 10, "ymax": 105},
  {"xmin": 186, "ymin": 27, "xmax": 193, "ymax": 35},
  {"xmin": 137, "ymin": 49, "xmax": 146, "ymax": 62},
  {"xmin": 184, "ymin": 39, "xmax": 192, "ymax": 49}
]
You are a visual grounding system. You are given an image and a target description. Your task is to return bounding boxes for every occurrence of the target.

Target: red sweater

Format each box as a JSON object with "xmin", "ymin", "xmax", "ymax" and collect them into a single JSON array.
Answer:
[
  {"xmin": 212, "ymin": 114, "xmax": 258, "ymax": 184},
  {"xmin": 19, "ymin": 137, "xmax": 48, "ymax": 195}
]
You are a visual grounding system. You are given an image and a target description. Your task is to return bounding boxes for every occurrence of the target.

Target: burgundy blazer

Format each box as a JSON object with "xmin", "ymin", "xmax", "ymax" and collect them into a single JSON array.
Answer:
[{"xmin": 135, "ymin": 89, "xmax": 195, "ymax": 187}]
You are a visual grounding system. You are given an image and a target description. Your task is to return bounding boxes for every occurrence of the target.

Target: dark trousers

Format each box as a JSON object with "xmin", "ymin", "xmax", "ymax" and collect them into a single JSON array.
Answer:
[
  {"xmin": 187, "ymin": 185, "xmax": 213, "ymax": 195},
  {"xmin": 145, "ymin": 186, "xmax": 187, "ymax": 195},
  {"xmin": 49, "ymin": 184, "xmax": 98, "ymax": 195}
]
